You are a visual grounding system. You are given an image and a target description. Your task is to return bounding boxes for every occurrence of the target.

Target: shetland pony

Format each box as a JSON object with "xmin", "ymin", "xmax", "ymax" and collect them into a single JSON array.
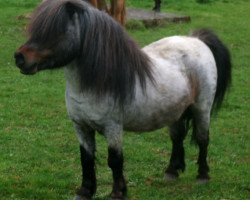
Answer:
[{"xmin": 14, "ymin": 0, "xmax": 231, "ymax": 199}]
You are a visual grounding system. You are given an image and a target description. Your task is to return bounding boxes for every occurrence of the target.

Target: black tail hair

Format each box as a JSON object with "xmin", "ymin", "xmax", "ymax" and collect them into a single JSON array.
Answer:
[{"xmin": 191, "ymin": 29, "xmax": 232, "ymax": 110}]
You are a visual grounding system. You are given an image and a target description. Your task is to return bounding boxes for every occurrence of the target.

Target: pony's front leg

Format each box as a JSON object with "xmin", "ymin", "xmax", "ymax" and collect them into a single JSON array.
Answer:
[
  {"xmin": 105, "ymin": 124, "xmax": 127, "ymax": 200},
  {"xmin": 74, "ymin": 123, "xmax": 96, "ymax": 200}
]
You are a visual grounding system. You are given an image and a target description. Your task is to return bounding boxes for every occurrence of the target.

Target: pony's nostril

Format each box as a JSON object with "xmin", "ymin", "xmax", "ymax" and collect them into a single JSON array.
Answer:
[{"xmin": 14, "ymin": 52, "xmax": 25, "ymax": 68}]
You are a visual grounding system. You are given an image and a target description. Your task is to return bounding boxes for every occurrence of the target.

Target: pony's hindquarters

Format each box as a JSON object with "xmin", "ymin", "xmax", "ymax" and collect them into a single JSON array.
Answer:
[
  {"xmin": 191, "ymin": 29, "xmax": 232, "ymax": 110},
  {"xmin": 146, "ymin": 31, "xmax": 232, "ymax": 181},
  {"xmin": 157, "ymin": 36, "xmax": 219, "ymax": 181},
  {"xmin": 189, "ymin": 29, "xmax": 231, "ymax": 181}
]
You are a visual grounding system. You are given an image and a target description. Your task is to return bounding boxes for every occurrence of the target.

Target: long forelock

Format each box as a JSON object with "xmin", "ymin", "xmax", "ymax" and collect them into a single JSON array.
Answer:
[{"xmin": 28, "ymin": 0, "xmax": 81, "ymax": 43}]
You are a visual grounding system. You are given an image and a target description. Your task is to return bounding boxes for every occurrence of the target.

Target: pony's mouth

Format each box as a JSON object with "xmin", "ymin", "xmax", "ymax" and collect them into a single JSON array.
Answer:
[{"xmin": 20, "ymin": 64, "xmax": 38, "ymax": 75}]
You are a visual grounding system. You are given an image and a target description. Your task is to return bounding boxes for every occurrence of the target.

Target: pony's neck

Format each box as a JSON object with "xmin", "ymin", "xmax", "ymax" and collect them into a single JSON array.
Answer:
[
  {"xmin": 72, "ymin": 6, "xmax": 154, "ymax": 106},
  {"xmin": 64, "ymin": 62, "xmax": 82, "ymax": 94}
]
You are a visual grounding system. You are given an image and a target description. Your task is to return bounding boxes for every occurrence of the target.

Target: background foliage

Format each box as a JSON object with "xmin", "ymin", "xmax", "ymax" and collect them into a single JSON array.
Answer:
[{"xmin": 0, "ymin": 0, "xmax": 249, "ymax": 199}]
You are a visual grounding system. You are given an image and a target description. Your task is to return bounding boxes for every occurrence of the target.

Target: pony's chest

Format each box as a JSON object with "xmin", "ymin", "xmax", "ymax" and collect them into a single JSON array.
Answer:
[{"xmin": 65, "ymin": 90, "xmax": 115, "ymax": 130}]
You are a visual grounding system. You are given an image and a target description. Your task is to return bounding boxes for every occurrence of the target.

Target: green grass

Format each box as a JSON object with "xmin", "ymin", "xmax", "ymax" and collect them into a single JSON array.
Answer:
[{"xmin": 0, "ymin": 0, "xmax": 249, "ymax": 199}]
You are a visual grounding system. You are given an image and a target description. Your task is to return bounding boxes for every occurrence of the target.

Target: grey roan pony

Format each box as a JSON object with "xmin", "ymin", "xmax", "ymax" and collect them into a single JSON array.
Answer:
[{"xmin": 14, "ymin": 0, "xmax": 231, "ymax": 199}]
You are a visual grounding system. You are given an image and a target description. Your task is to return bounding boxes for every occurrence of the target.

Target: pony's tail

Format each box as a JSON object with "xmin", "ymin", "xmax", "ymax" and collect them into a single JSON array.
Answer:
[{"xmin": 191, "ymin": 29, "xmax": 232, "ymax": 110}]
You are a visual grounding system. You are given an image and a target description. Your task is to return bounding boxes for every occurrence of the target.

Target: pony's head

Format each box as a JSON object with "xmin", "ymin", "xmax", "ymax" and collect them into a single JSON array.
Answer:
[
  {"xmin": 14, "ymin": 0, "xmax": 154, "ymax": 106},
  {"xmin": 14, "ymin": 0, "xmax": 85, "ymax": 75}
]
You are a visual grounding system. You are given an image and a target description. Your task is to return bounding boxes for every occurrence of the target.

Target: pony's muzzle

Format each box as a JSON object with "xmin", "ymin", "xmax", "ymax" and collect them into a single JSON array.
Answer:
[
  {"xmin": 14, "ymin": 52, "xmax": 25, "ymax": 68},
  {"xmin": 14, "ymin": 51, "xmax": 37, "ymax": 75}
]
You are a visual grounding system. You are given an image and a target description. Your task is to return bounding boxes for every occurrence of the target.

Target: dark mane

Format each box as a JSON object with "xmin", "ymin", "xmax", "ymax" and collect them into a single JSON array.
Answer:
[
  {"xmin": 29, "ymin": 0, "xmax": 154, "ymax": 106},
  {"xmin": 28, "ymin": 0, "xmax": 78, "ymax": 44}
]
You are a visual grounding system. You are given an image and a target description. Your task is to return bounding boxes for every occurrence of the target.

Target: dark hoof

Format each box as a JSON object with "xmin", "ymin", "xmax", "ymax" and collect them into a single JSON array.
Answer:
[
  {"xmin": 75, "ymin": 187, "xmax": 93, "ymax": 200},
  {"xmin": 165, "ymin": 167, "xmax": 179, "ymax": 181},
  {"xmin": 109, "ymin": 198, "xmax": 125, "ymax": 200},
  {"xmin": 165, "ymin": 172, "xmax": 178, "ymax": 181},
  {"xmin": 74, "ymin": 195, "xmax": 90, "ymax": 200},
  {"xmin": 196, "ymin": 174, "xmax": 210, "ymax": 184},
  {"xmin": 109, "ymin": 191, "xmax": 126, "ymax": 200},
  {"xmin": 197, "ymin": 178, "xmax": 209, "ymax": 184},
  {"xmin": 109, "ymin": 197, "xmax": 125, "ymax": 200}
]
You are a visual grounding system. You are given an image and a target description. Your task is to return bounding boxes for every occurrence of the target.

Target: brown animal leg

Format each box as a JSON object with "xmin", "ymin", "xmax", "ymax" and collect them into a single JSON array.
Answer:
[
  {"xmin": 97, "ymin": 0, "xmax": 108, "ymax": 11},
  {"xmin": 110, "ymin": 0, "xmax": 126, "ymax": 25},
  {"xmin": 88, "ymin": 0, "xmax": 98, "ymax": 7}
]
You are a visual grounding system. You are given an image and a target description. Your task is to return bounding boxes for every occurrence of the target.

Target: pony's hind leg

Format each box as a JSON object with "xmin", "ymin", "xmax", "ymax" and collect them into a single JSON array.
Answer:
[
  {"xmin": 165, "ymin": 119, "xmax": 188, "ymax": 180},
  {"xmin": 73, "ymin": 123, "xmax": 96, "ymax": 200},
  {"xmin": 192, "ymin": 110, "xmax": 211, "ymax": 182}
]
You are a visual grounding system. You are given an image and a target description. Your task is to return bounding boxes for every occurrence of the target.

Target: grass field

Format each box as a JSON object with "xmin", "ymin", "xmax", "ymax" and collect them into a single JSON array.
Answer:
[{"xmin": 0, "ymin": 0, "xmax": 249, "ymax": 199}]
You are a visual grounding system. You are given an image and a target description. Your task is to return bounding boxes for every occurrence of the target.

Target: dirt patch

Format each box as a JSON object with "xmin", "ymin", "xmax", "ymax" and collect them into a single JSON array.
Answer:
[
  {"xmin": 127, "ymin": 8, "xmax": 191, "ymax": 27},
  {"xmin": 17, "ymin": 8, "xmax": 191, "ymax": 28}
]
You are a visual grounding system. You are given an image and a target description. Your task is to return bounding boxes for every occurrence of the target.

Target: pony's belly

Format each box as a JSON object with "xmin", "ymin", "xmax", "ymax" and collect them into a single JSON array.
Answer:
[
  {"xmin": 124, "ymin": 117, "xmax": 172, "ymax": 132},
  {"xmin": 123, "ymin": 72, "xmax": 192, "ymax": 132},
  {"xmin": 123, "ymin": 103, "xmax": 188, "ymax": 132}
]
